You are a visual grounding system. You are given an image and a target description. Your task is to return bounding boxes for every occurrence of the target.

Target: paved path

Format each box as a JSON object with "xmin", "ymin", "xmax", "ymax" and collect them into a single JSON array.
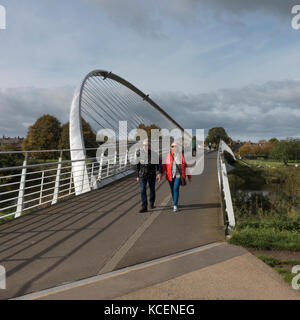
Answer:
[
  {"xmin": 14, "ymin": 242, "xmax": 300, "ymax": 300},
  {"xmin": 0, "ymin": 151, "xmax": 224, "ymax": 299}
]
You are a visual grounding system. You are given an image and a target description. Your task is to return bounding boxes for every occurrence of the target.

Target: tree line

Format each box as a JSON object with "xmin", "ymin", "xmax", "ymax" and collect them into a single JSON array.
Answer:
[
  {"xmin": 21, "ymin": 114, "xmax": 97, "ymax": 159},
  {"xmin": 238, "ymin": 138, "xmax": 300, "ymax": 164}
]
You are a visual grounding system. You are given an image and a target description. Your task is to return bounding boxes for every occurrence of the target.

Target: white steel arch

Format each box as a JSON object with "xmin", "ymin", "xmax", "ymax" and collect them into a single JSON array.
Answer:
[{"xmin": 69, "ymin": 70, "xmax": 187, "ymax": 195}]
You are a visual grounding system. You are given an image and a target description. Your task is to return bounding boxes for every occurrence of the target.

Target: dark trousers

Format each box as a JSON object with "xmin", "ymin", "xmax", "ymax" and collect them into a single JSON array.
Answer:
[{"xmin": 139, "ymin": 176, "xmax": 156, "ymax": 209}]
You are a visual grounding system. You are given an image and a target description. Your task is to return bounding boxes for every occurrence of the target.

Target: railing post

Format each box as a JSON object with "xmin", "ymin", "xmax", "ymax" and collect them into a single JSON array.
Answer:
[
  {"xmin": 125, "ymin": 149, "xmax": 128, "ymax": 167},
  {"xmin": 119, "ymin": 154, "xmax": 123, "ymax": 170},
  {"xmin": 39, "ymin": 171, "xmax": 45, "ymax": 205},
  {"xmin": 114, "ymin": 150, "xmax": 117, "ymax": 165},
  {"xmin": 107, "ymin": 158, "xmax": 110, "ymax": 176},
  {"xmin": 15, "ymin": 153, "xmax": 28, "ymax": 218},
  {"xmin": 220, "ymin": 156, "xmax": 236, "ymax": 230},
  {"xmin": 217, "ymin": 140, "xmax": 236, "ymax": 231},
  {"xmin": 69, "ymin": 171, "xmax": 73, "ymax": 195},
  {"xmin": 114, "ymin": 150, "xmax": 118, "ymax": 174},
  {"xmin": 52, "ymin": 152, "xmax": 62, "ymax": 205},
  {"xmin": 98, "ymin": 152, "xmax": 103, "ymax": 181},
  {"xmin": 91, "ymin": 162, "xmax": 95, "ymax": 177},
  {"xmin": 217, "ymin": 146, "xmax": 221, "ymax": 189}
]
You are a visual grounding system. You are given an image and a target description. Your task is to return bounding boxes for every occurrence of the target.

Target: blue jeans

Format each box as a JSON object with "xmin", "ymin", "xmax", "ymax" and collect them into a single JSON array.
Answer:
[
  {"xmin": 139, "ymin": 177, "xmax": 156, "ymax": 209},
  {"xmin": 168, "ymin": 177, "xmax": 181, "ymax": 206}
]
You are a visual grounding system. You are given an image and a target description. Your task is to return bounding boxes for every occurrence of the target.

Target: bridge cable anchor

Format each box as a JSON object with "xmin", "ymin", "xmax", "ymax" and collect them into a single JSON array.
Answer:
[
  {"xmin": 143, "ymin": 94, "xmax": 149, "ymax": 101},
  {"xmin": 103, "ymin": 71, "xmax": 112, "ymax": 80}
]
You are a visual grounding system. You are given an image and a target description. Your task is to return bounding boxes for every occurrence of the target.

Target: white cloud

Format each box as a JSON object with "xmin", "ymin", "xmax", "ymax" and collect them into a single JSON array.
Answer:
[
  {"xmin": 1, "ymin": 80, "xmax": 300, "ymax": 142},
  {"xmin": 152, "ymin": 79, "xmax": 300, "ymax": 141},
  {"xmin": 0, "ymin": 87, "xmax": 74, "ymax": 137}
]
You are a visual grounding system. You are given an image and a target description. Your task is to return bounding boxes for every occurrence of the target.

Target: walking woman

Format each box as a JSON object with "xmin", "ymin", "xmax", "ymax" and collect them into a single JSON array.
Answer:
[{"xmin": 162, "ymin": 142, "xmax": 192, "ymax": 212}]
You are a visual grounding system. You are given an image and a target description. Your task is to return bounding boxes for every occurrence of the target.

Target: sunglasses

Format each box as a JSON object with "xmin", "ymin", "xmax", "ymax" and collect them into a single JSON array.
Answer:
[{"xmin": 171, "ymin": 145, "xmax": 175, "ymax": 148}]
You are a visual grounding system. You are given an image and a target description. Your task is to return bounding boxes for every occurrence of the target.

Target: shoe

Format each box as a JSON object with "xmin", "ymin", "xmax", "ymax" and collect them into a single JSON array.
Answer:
[
  {"xmin": 150, "ymin": 203, "xmax": 155, "ymax": 209},
  {"xmin": 139, "ymin": 207, "xmax": 148, "ymax": 213},
  {"xmin": 173, "ymin": 206, "xmax": 179, "ymax": 212}
]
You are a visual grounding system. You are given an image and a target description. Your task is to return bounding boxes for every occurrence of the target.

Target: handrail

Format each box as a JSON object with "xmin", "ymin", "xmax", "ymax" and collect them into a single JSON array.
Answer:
[
  {"xmin": 217, "ymin": 140, "xmax": 236, "ymax": 231},
  {"xmin": 0, "ymin": 147, "xmax": 137, "ymax": 220},
  {"xmin": 0, "ymin": 146, "xmax": 170, "ymax": 221}
]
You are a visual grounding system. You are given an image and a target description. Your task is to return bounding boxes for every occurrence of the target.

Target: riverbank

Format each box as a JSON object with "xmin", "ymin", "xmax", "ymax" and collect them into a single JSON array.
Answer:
[{"xmin": 227, "ymin": 159, "xmax": 300, "ymax": 288}]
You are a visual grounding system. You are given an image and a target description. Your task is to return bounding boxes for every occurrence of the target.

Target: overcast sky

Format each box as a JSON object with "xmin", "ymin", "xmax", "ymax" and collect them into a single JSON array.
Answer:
[{"xmin": 0, "ymin": 0, "xmax": 300, "ymax": 141}]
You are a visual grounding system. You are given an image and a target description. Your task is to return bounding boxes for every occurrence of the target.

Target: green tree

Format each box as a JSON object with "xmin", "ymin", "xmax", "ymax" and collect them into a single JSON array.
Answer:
[
  {"xmin": 58, "ymin": 119, "xmax": 98, "ymax": 158},
  {"xmin": 137, "ymin": 123, "xmax": 161, "ymax": 138},
  {"xmin": 0, "ymin": 144, "xmax": 23, "ymax": 168},
  {"xmin": 22, "ymin": 114, "xmax": 61, "ymax": 159},
  {"xmin": 205, "ymin": 127, "xmax": 230, "ymax": 145},
  {"xmin": 82, "ymin": 119, "xmax": 98, "ymax": 150},
  {"xmin": 58, "ymin": 122, "xmax": 70, "ymax": 151},
  {"xmin": 269, "ymin": 137, "xmax": 279, "ymax": 144},
  {"xmin": 270, "ymin": 139, "xmax": 300, "ymax": 165}
]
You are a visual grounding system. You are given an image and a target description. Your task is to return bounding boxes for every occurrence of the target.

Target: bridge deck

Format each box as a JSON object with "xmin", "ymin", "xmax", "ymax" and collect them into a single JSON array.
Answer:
[{"xmin": 0, "ymin": 151, "xmax": 225, "ymax": 299}]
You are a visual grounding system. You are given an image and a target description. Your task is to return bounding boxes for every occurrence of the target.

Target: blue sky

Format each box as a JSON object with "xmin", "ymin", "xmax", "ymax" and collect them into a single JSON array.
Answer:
[{"xmin": 0, "ymin": 0, "xmax": 300, "ymax": 141}]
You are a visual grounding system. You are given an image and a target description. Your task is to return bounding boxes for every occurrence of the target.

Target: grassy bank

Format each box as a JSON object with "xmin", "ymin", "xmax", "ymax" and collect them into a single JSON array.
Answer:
[
  {"xmin": 257, "ymin": 255, "xmax": 300, "ymax": 289},
  {"xmin": 228, "ymin": 216, "xmax": 300, "ymax": 250},
  {"xmin": 228, "ymin": 160, "xmax": 300, "ymax": 250},
  {"xmin": 243, "ymin": 159, "xmax": 300, "ymax": 168}
]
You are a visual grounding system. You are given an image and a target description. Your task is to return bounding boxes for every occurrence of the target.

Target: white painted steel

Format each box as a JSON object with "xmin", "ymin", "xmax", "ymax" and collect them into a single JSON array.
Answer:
[
  {"xmin": 15, "ymin": 158, "xmax": 27, "ymax": 218},
  {"xmin": 69, "ymin": 70, "xmax": 190, "ymax": 196},
  {"xmin": 0, "ymin": 146, "xmax": 145, "ymax": 220},
  {"xmin": 70, "ymin": 87, "xmax": 91, "ymax": 196},
  {"xmin": 217, "ymin": 140, "xmax": 236, "ymax": 230},
  {"xmin": 51, "ymin": 156, "xmax": 62, "ymax": 205}
]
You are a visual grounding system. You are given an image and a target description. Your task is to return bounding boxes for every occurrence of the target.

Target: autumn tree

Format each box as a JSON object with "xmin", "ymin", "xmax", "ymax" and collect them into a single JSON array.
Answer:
[
  {"xmin": 205, "ymin": 127, "xmax": 230, "ymax": 146},
  {"xmin": 58, "ymin": 122, "xmax": 70, "ymax": 151},
  {"xmin": 238, "ymin": 142, "xmax": 254, "ymax": 158},
  {"xmin": 58, "ymin": 118, "xmax": 98, "ymax": 158},
  {"xmin": 260, "ymin": 141, "xmax": 276, "ymax": 158},
  {"xmin": 137, "ymin": 123, "xmax": 161, "ymax": 138},
  {"xmin": 22, "ymin": 114, "xmax": 61, "ymax": 159}
]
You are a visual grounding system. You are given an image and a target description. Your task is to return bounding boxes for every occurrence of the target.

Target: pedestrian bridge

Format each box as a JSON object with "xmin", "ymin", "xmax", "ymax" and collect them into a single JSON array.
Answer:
[{"xmin": 0, "ymin": 70, "xmax": 236, "ymax": 299}]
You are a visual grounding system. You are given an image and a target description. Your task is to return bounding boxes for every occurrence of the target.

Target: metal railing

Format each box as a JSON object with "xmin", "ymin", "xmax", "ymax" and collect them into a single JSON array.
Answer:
[
  {"xmin": 217, "ymin": 140, "xmax": 236, "ymax": 231},
  {"xmin": 0, "ymin": 144, "xmax": 171, "ymax": 221},
  {"xmin": 0, "ymin": 146, "xmax": 142, "ymax": 221}
]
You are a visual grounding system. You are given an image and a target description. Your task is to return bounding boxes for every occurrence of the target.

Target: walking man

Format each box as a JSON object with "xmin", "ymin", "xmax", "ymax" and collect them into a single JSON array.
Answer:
[{"xmin": 136, "ymin": 140, "xmax": 162, "ymax": 213}]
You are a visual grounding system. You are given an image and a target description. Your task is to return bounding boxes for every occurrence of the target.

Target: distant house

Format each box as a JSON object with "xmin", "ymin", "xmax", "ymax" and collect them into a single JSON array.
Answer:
[
  {"xmin": 0, "ymin": 135, "xmax": 24, "ymax": 149},
  {"xmin": 258, "ymin": 140, "xmax": 266, "ymax": 147}
]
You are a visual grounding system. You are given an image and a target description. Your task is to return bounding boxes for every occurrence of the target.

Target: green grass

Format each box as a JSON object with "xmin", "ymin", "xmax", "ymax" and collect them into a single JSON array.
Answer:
[
  {"xmin": 257, "ymin": 255, "xmax": 300, "ymax": 289},
  {"xmin": 229, "ymin": 227, "xmax": 300, "ymax": 250},
  {"xmin": 228, "ymin": 161, "xmax": 266, "ymax": 190},
  {"xmin": 257, "ymin": 255, "xmax": 281, "ymax": 267},
  {"xmin": 236, "ymin": 216, "xmax": 300, "ymax": 232},
  {"xmin": 274, "ymin": 268, "xmax": 297, "ymax": 285},
  {"xmin": 228, "ymin": 159, "xmax": 300, "ymax": 250},
  {"xmin": 244, "ymin": 159, "xmax": 283, "ymax": 167},
  {"xmin": 243, "ymin": 159, "xmax": 300, "ymax": 168},
  {"xmin": 257, "ymin": 255, "xmax": 300, "ymax": 267},
  {"xmin": 229, "ymin": 216, "xmax": 300, "ymax": 251}
]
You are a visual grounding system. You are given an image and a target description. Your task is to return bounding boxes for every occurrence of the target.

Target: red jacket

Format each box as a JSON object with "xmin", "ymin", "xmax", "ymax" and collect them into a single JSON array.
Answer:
[{"xmin": 162, "ymin": 152, "xmax": 191, "ymax": 182}]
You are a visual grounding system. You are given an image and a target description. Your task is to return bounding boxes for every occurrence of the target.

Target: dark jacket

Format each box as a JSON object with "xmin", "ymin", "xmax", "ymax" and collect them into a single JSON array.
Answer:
[{"xmin": 136, "ymin": 150, "xmax": 162, "ymax": 179}]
